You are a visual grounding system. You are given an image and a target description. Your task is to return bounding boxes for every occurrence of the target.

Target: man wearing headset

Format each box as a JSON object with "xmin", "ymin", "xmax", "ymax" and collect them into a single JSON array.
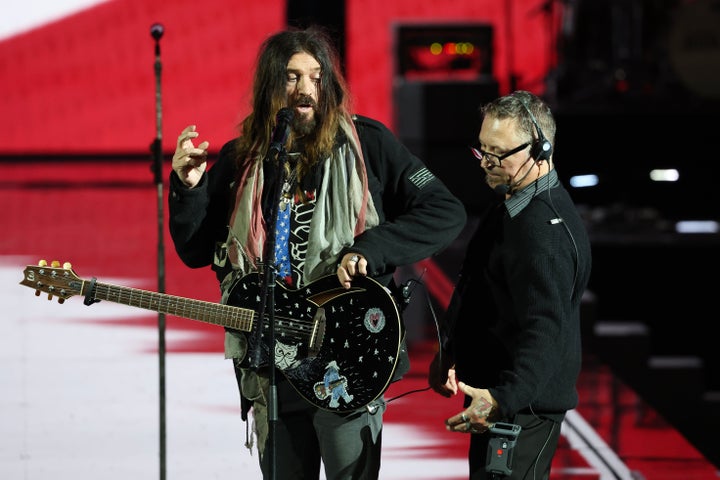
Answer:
[{"xmin": 428, "ymin": 90, "xmax": 592, "ymax": 479}]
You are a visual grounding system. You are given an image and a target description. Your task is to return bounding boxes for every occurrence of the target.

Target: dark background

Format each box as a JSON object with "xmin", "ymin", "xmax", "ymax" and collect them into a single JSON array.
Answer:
[{"xmin": 286, "ymin": 0, "xmax": 720, "ymax": 467}]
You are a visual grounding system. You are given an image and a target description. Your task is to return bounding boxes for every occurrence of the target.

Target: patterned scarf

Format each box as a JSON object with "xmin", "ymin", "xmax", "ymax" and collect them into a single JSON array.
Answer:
[{"xmin": 224, "ymin": 114, "xmax": 379, "ymax": 286}]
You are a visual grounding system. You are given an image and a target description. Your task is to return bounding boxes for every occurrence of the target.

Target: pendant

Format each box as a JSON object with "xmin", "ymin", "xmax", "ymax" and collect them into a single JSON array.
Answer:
[{"xmin": 280, "ymin": 181, "xmax": 292, "ymax": 211}]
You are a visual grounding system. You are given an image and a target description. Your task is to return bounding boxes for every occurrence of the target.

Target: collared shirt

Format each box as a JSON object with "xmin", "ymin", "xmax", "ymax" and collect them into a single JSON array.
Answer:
[{"xmin": 504, "ymin": 169, "xmax": 560, "ymax": 218}]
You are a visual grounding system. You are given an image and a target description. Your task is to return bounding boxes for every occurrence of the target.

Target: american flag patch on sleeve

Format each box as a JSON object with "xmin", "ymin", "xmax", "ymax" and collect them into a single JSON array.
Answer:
[{"xmin": 408, "ymin": 167, "xmax": 435, "ymax": 189}]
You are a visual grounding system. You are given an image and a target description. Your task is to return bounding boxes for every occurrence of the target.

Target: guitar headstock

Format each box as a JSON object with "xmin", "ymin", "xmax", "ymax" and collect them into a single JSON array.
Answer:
[{"xmin": 20, "ymin": 260, "xmax": 82, "ymax": 304}]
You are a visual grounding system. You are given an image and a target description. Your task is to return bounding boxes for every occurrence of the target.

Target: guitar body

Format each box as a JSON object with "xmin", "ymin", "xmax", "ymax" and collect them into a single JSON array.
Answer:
[{"xmin": 227, "ymin": 273, "xmax": 402, "ymax": 412}]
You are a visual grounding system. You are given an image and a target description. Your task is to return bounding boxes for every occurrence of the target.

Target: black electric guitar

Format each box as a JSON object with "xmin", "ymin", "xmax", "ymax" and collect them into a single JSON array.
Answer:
[{"xmin": 20, "ymin": 261, "xmax": 402, "ymax": 413}]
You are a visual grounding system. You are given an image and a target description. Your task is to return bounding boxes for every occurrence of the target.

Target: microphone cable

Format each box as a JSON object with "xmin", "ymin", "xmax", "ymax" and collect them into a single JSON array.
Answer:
[{"xmin": 385, "ymin": 273, "xmax": 445, "ymax": 405}]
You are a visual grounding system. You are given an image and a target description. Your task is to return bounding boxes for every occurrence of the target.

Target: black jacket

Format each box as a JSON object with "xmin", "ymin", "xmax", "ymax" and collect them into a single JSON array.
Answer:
[{"xmin": 168, "ymin": 115, "xmax": 466, "ymax": 288}]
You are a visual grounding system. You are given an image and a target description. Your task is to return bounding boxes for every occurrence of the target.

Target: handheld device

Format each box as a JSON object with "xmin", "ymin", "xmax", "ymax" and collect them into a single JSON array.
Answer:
[{"xmin": 485, "ymin": 422, "xmax": 522, "ymax": 477}]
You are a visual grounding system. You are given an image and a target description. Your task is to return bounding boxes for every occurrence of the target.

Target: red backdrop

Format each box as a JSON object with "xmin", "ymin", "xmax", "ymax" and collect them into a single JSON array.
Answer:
[{"xmin": 0, "ymin": 0, "xmax": 554, "ymax": 154}]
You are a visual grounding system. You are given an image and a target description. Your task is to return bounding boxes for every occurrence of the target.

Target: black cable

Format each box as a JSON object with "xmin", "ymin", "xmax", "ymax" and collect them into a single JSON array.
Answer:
[
  {"xmin": 545, "ymin": 170, "xmax": 580, "ymax": 299},
  {"xmin": 386, "ymin": 275, "xmax": 444, "ymax": 405},
  {"xmin": 387, "ymin": 386, "xmax": 432, "ymax": 404}
]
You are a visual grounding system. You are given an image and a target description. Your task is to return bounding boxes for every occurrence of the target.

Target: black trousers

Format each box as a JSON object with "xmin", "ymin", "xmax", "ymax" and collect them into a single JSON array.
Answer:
[{"xmin": 468, "ymin": 413, "xmax": 562, "ymax": 480}]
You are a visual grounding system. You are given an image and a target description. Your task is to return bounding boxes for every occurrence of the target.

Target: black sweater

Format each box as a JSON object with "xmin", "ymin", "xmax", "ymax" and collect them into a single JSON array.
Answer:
[{"xmin": 444, "ymin": 182, "xmax": 592, "ymax": 421}]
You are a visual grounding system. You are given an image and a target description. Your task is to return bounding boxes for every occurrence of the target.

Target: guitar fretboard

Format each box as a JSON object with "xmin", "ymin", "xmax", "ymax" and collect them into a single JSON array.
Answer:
[{"xmin": 88, "ymin": 281, "xmax": 254, "ymax": 332}]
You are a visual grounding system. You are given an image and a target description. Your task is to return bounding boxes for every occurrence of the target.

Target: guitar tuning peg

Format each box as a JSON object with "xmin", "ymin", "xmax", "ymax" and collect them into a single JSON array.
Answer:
[
  {"xmin": 58, "ymin": 298, "xmax": 65, "ymax": 304},
  {"xmin": 51, "ymin": 260, "xmax": 60, "ymax": 267},
  {"xmin": 34, "ymin": 290, "xmax": 41, "ymax": 297},
  {"xmin": 63, "ymin": 262, "xmax": 72, "ymax": 270},
  {"xmin": 38, "ymin": 259, "xmax": 47, "ymax": 267},
  {"xmin": 47, "ymin": 294, "xmax": 54, "ymax": 301}
]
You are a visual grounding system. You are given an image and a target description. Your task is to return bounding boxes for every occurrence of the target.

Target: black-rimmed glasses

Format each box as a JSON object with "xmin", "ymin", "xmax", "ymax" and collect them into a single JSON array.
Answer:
[{"xmin": 469, "ymin": 142, "xmax": 530, "ymax": 167}]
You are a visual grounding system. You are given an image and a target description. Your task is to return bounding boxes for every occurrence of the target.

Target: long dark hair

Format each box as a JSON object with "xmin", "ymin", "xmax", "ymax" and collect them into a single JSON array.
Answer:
[{"xmin": 235, "ymin": 26, "xmax": 353, "ymax": 169}]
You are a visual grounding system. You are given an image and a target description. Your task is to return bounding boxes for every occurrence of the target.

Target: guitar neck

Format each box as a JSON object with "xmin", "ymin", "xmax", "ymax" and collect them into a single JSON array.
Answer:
[
  {"xmin": 22, "ymin": 263, "xmax": 403, "ymax": 412},
  {"xmin": 85, "ymin": 280, "xmax": 254, "ymax": 332}
]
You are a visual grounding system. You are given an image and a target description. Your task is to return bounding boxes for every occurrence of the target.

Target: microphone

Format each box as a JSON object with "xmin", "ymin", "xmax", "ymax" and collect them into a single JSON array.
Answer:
[
  {"xmin": 494, "ymin": 156, "xmax": 535, "ymax": 196},
  {"xmin": 494, "ymin": 184, "xmax": 510, "ymax": 196},
  {"xmin": 268, "ymin": 107, "xmax": 294, "ymax": 159},
  {"xmin": 150, "ymin": 23, "xmax": 164, "ymax": 41}
]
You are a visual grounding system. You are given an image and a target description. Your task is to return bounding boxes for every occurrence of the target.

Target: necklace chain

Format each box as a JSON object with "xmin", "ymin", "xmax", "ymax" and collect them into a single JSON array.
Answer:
[{"xmin": 280, "ymin": 159, "xmax": 300, "ymax": 210}]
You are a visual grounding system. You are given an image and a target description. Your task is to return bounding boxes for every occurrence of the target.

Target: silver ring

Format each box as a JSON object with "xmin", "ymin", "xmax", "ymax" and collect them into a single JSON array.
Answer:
[
  {"xmin": 349, "ymin": 255, "xmax": 359, "ymax": 263},
  {"xmin": 460, "ymin": 413, "xmax": 468, "ymax": 422}
]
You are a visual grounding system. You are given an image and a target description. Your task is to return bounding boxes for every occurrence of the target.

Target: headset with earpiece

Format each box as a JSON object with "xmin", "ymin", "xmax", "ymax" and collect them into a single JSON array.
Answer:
[{"xmin": 520, "ymin": 101, "xmax": 553, "ymax": 163}]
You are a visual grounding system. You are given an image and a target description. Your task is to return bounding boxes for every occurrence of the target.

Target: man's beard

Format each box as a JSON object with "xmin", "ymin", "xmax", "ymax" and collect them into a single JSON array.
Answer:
[
  {"xmin": 292, "ymin": 115, "xmax": 317, "ymax": 136},
  {"xmin": 291, "ymin": 94, "xmax": 319, "ymax": 136}
]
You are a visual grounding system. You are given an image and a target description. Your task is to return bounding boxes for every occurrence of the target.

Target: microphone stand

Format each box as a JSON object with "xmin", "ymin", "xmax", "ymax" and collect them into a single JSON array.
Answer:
[
  {"xmin": 249, "ymin": 148, "xmax": 290, "ymax": 480},
  {"xmin": 149, "ymin": 22, "xmax": 167, "ymax": 480}
]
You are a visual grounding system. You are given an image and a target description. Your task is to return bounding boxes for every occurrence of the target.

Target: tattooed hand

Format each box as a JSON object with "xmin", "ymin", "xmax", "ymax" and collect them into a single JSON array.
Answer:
[{"xmin": 444, "ymin": 383, "xmax": 499, "ymax": 434}]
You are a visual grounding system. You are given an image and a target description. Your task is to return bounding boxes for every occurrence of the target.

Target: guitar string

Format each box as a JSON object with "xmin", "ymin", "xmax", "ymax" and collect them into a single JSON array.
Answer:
[
  {"xmin": 55, "ymin": 270, "xmax": 437, "ymax": 406},
  {"xmin": 91, "ymin": 284, "xmax": 369, "ymax": 336},
  {"xmin": 90, "ymin": 279, "xmax": 438, "ymax": 372}
]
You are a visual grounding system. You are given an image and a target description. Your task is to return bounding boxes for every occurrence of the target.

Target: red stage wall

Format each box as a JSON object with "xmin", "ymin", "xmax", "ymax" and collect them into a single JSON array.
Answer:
[{"xmin": 0, "ymin": 0, "xmax": 555, "ymax": 154}]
